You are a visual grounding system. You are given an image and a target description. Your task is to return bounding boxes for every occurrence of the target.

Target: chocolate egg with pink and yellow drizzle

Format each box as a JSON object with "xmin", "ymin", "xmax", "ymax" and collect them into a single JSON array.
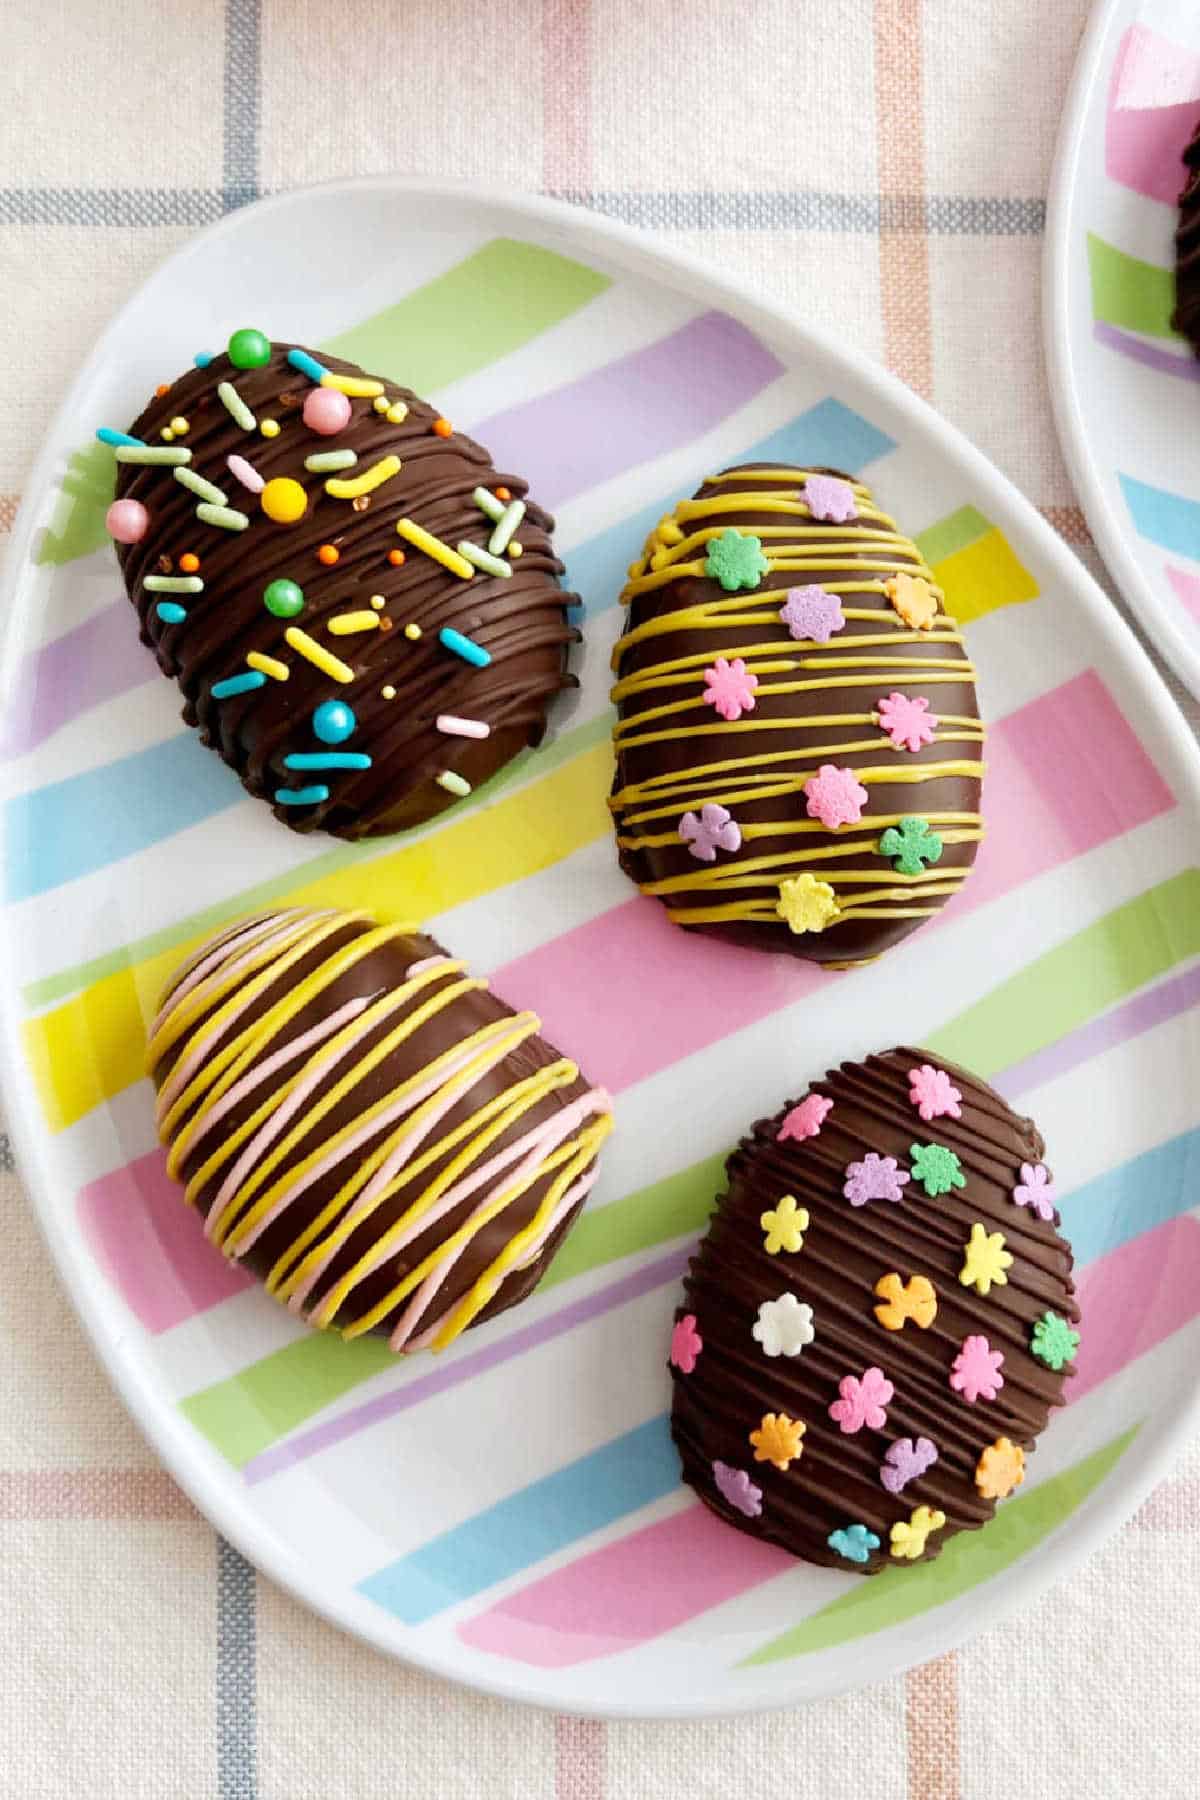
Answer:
[
  {"xmin": 610, "ymin": 465, "xmax": 985, "ymax": 966},
  {"xmin": 669, "ymin": 1048, "xmax": 1079, "ymax": 1572},
  {"xmin": 147, "ymin": 907, "xmax": 612, "ymax": 1353}
]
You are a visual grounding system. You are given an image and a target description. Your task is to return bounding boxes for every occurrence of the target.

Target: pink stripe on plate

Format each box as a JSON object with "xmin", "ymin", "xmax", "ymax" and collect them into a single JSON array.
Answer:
[
  {"xmin": 1167, "ymin": 565, "xmax": 1200, "ymax": 625},
  {"xmin": 1070, "ymin": 1214, "xmax": 1200, "ymax": 1400},
  {"xmin": 77, "ymin": 1147, "xmax": 254, "ymax": 1334},
  {"xmin": 458, "ymin": 1215, "xmax": 1200, "ymax": 1669},
  {"xmin": 493, "ymin": 670, "xmax": 1174, "ymax": 1093},
  {"xmin": 1105, "ymin": 26, "xmax": 1200, "ymax": 205}
]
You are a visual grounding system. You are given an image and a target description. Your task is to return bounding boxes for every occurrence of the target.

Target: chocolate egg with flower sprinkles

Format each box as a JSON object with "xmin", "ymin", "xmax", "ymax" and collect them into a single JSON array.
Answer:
[
  {"xmin": 669, "ymin": 1047, "xmax": 1079, "ymax": 1572},
  {"xmin": 101, "ymin": 336, "xmax": 579, "ymax": 836},
  {"xmin": 609, "ymin": 465, "xmax": 986, "ymax": 965},
  {"xmin": 148, "ymin": 906, "xmax": 613, "ymax": 1353}
]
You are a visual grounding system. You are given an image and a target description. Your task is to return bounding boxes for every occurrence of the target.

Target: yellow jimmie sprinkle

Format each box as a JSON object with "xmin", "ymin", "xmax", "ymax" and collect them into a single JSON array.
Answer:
[
  {"xmin": 325, "ymin": 454, "xmax": 402, "ymax": 500},
  {"xmin": 327, "ymin": 611, "xmax": 381, "ymax": 635},
  {"xmin": 246, "ymin": 651, "xmax": 289, "ymax": 681},
  {"xmin": 320, "ymin": 372, "xmax": 385, "ymax": 397},
  {"xmin": 395, "ymin": 517, "xmax": 474, "ymax": 579},
  {"xmin": 284, "ymin": 627, "xmax": 354, "ymax": 683}
]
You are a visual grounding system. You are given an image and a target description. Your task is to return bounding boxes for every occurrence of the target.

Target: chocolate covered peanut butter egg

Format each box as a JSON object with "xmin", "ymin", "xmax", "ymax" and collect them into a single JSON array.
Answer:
[
  {"xmin": 669, "ymin": 1048, "xmax": 1078, "ymax": 1572},
  {"xmin": 148, "ymin": 907, "xmax": 613, "ymax": 1353},
  {"xmin": 610, "ymin": 465, "xmax": 985, "ymax": 965},
  {"xmin": 102, "ymin": 334, "xmax": 578, "ymax": 837}
]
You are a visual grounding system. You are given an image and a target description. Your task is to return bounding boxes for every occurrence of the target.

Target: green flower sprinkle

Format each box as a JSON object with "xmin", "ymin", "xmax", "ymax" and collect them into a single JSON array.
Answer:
[{"xmin": 704, "ymin": 528, "xmax": 769, "ymax": 592}]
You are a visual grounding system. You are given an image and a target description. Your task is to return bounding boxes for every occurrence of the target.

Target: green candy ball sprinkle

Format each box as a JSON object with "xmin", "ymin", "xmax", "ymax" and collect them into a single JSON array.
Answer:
[
  {"xmin": 263, "ymin": 578, "xmax": 305, "ymax": 618},
  {"xmin": 227, "ymin": 327, "xmax": 271, "ymax": 370}
]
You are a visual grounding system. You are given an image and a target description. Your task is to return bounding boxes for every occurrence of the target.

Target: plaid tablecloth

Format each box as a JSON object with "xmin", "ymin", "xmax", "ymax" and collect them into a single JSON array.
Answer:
[{"xmin": 4, "ymin": 2, "xmax": 1200, "ymax": 1795}]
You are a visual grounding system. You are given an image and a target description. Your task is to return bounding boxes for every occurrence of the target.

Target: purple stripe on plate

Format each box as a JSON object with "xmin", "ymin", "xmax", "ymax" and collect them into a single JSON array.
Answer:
[
  {"xmin": 475, "ymin": 310, "xmax": 786, "ymax": 510},
  {"xmin": 3, "ymin": 598, "xmax": 153, "ymax": 755},
  {"xmin": 994, "ymin": 961, "xmax": 1200, "ymax": 1101},
  {"xmin": 242, "ymin": 1246, "xmax": 691, "ymax": 1485},
  {"xmin": 1093, "ymin": 320, "xmax": 1200, "ymax": 382}
]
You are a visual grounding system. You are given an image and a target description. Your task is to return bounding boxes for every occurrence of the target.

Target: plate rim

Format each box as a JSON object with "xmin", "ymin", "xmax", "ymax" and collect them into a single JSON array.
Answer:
[
  {"xmin": 4, "ymin": 173, "xmax": 1200, "ymax": 1717},
  {"xmin": 1042, "ymin": 0, "xmax": 1200, "ymax": 699}
]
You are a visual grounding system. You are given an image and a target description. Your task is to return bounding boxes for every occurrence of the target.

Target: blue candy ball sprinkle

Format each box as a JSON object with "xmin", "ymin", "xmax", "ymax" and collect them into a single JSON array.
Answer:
[{"xmin": 312, "ymin": 700, "xmax": 357, "ymax": 744}]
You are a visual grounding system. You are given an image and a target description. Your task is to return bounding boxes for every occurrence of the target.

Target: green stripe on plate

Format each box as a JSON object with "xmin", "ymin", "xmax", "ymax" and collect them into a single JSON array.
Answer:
[
  {"xmin": 913, "ymin": 504, "xmax": 990, "ymax": 567},
  {"xmin": 1087, "ymin": 233, "xmax": 1180, "ymax": 341},
  {"xmin": 321, "ymin": 238, "xmax": 611, "ymax": 394},
  {"xmin": 739, "ymin": 1426, "xmax": 1137, "ymax": 1664}
]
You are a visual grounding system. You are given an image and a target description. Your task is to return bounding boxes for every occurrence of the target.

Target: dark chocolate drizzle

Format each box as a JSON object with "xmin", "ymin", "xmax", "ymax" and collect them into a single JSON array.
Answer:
[
  {"xmin": 670, "ymin": 1048, "xmax": 1078, "ymax": 1573},
  {"xmin": 1174, "ymin": 117, "xmax": 1200, "ymax": 354},
  {"xmin": 114, "ymin": 345, "xmax": 578, "ymax": 837}
]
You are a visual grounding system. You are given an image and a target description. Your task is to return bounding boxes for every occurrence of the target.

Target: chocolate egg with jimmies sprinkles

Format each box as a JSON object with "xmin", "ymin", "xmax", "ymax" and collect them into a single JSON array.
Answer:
[
  {"xmin": 99, "ymin": 332, "xmax": 579, "ymax": 837},
  {"xmin": 609, "ymin": 465, "xmax": 985, "ymax": 967},
  {"xmin": 668, "ymin": 1048, "xmax": 1080, "ymax": 1573}
]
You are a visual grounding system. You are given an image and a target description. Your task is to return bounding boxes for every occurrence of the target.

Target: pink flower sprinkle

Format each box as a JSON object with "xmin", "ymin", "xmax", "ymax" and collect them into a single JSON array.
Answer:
[
  {"xmin": 678, "ymin": 802, "xmax": 741, "ymax": 863},
  {"xmin": 670, "ymin": 1313, "xmax": 703, "ymax": 1374},
  {"xmin": 804, "ymin": 473, "xmax": 858, "ymax": 523},
  {"xmin": 949, "ymin": 1334, "xmax": 1005, "ymax": 1404},
  {"xmin": 829, "ymin": 1366, "xmax": 894, "ymax": 1435},
  {"xmin": 878, "ymin": 691, "xmax": 937, "ymax": 752},
  {"xmin": 804, "ymin": 763, "xmax": 869, "ymax": 831},
  {"xmin": 712, "ymin": 1460, "xmax": 762, "ymax": 1518},
  {"xmin": 1013, "ymin": 1162, "xmax": 1057, "ymax": 1221},
  {"xmin": 778, "ymin": 1093, "xmax": 833, "ymax": 1143},
  {"xmin": 907, "ymin": 1063, "xmax": 963, "ymax": 1123},
  {"xmin": 702, "ymin": 656, "xmax": 758, "ymax": 722},
  {"xmin": 880, "ymin": 1435, "xmax": 938, "ymax": 1494},
  {"xmin": 843, "ymin": 1152, "xmax": 909, "ymax": 1207},
  {"xmin": 779, "ymin": 585, "xmax": 845, "ymax": 643}
]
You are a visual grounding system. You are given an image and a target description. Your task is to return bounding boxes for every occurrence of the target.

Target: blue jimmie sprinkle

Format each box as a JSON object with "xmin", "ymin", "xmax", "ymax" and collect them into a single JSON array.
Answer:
[
  {"xmin": 439, "ymin": 626, "xmax": 491, "ymax": 668},
  {"xmin": 283, "ymin": 752, "xmax": 373, "ymax": 771},
  {"xmin": 96, "ymin": 427, "xmax": 143, "ymax": 448},
  {"xmin": 211, "ymin": 671, "xmax": 268, "ymax": 700},
  {"xmin": 275, "ymin": 784, "xmax": 331, "ymax": 806},
  {"xmin": 287, "ymin": 348, "xmax": 328, "ymax": 383},
  {"xmin": 155, "ymin": 602, "xmax": 188, "ymax": 625}
]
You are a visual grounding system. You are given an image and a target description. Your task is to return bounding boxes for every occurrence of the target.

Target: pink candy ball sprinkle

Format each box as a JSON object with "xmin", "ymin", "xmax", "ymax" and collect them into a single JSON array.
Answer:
[
  {"xmin": 105, "ymin": 498, "xmax": 150, "ymax": 544},
  {"xmin": 302, "ymin": 387, "xmax": 352, "ymax": 435}
]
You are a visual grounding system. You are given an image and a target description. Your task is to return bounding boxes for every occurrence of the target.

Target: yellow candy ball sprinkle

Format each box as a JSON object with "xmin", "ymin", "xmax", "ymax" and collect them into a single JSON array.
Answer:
[
  {"xmin": 260, "ymin": 418, "xmax": 281, "ymax": 438},
  {"xmin": 160, "ymin": 426, "xmax": 175, "ymax": 442},
  {"xmin": 404, "ymin": 622, "xmax": 421, "ymax": 641},
  {"xmin": 169, "ymin": 415, "xmax": 189, "ymax": 435},
  {"xmin": 260, "ymin": 477, "xmax": 308, "ymax": 525},
  {"xmin": 381, "ymin": 684, "xmax": 397, "ymax": 699}
]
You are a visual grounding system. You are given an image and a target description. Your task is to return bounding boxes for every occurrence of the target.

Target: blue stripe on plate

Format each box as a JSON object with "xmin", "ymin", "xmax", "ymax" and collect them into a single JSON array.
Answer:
[{"xmin": 1118, "ymin": 473, "xmax": 1200, "ymax": 561}]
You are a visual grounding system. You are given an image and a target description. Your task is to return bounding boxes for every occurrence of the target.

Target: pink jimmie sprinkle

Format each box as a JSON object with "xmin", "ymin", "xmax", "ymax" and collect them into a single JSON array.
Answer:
[
  {"xmin": 1013, "ymin": 1162, "xmax": 1057, "ymax": 1220},
  {"xmin": 949, "ymin": 1335, "xmax": 1005, "ymax": 1404},
  {"xmin": 679, "ymin": 802, "xmax": 741, "ymax": 863},
  {"xmin": 670, "ymin": 1313, "xmax": 703, "ymax": 1374},
  {"xmin": 227, "ymin": 453, "xmax": 265, "ymax": 494},
  {"xmin": 713, "ymin": 1461, "xmax": 763, "ymax": 1518},
  {"xmin": 878, "ymin": 691, "xmax": 937, "ymax": 752},
  {"xmin": 804, "ymin": 763, "xmax": 868, "ymax": 830},
  {"xmin": 436, "ymin": 715, "xmax": 490, "ymax": 739},
  {"xmin": 778, "ymin": 1093, "xmax": 833, "ymax": 1143},
  {"xmin": 702, "ymin": 656, "xmax": 758, "ymax": 722},
  {"xmin": 829, "ymin": 1366, "xmax": 894, "ymax": 1434},
  {"xmin": 908, "ymin": 1063, "xmax": 963, "ymax": 1122}
]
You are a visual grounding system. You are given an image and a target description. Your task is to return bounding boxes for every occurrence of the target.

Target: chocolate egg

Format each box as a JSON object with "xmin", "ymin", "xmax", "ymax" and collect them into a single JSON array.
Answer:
[
  {"xmin": 610, "ymin": 465, "xmax": 985, "ymax": 966},
  {"xmin": 669, "ymin": 1048, "xmax": 1078, "ymax": 1572},
  {"xmin": 147, "ymin": 907, "xmax": 613, "ymax": 1353}
]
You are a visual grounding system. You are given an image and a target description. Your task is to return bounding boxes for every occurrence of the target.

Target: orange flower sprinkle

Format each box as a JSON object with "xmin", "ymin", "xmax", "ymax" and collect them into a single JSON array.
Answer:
[
  {"xmin": 317, "ymin": 544, "xmax": 340, "ymax": 566},
  {"xmin": 884, "ymin": 572, "xmax": 939, "ymax": 631},
  {"xmin": 749, "ymin": 1412, "xmax": 806, "ymax": 1472},
  {"xmin": 975, "ymin": 1436, "xmax": 1026, "ymax": 1500}
]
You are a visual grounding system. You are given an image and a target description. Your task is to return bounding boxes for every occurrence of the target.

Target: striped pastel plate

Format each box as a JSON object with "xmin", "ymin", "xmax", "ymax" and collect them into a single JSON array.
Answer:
[
  {"xmin": 3, "ymin": 180, "xmax": 1200, "ymax": 1718},
  {"xmin": 1046, "ymin": 0, "xmax": 1200, "ymax": 696}
]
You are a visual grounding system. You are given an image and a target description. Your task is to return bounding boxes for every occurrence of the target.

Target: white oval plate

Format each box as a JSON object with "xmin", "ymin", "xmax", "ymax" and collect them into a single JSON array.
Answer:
[
  {"xmin": 4, "ymin": 179, "xmax": 1200, "ymax": 1718},
  {"xmin": 1045, "ymin": 0, "xmax": 1200, "ymax": 695}
]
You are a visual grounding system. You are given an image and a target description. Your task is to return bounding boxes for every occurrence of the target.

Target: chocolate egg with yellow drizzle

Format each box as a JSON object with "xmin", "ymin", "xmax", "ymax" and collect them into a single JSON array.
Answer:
[
  {"xmin": 609, "ymin": 465, "xmax": 985, "ymax": 965},
  {"xmin": 147, "ymin": 907, "xmax": 613, "ymax": 1352}
]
